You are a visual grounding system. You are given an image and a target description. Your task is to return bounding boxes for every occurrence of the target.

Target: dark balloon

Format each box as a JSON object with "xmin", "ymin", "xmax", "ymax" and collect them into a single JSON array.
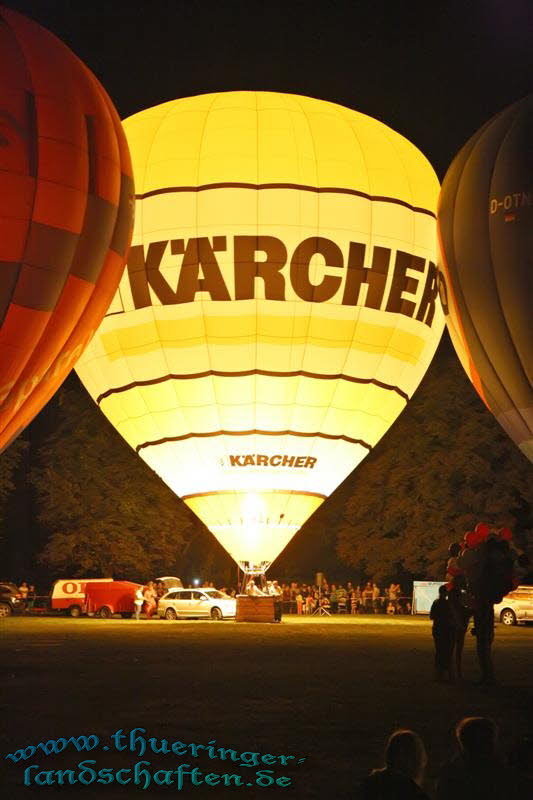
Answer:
[
  {"xmin": 437, "ymin": 94, "xmax": 532, "ymax": 462},
  {"xmin": 0, "ymin": 7, "xmax": 134, "ymax": 452}
]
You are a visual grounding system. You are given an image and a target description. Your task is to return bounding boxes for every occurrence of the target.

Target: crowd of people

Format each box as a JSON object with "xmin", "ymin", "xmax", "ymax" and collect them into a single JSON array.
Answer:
[
  {"xmin": 359, "ymin": 717, "xmax": 532, "ymax": 798},
  {"xmin": 276, "ymin": 580, "xmax": 410, "ymax": 615},
  {"xmin": 127, "ymin": 577, "xmax": 412, "ymax": 619}
]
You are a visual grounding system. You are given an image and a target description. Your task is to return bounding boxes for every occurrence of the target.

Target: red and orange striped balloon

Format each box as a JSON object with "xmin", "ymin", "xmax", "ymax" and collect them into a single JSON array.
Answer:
[{"xmin": 0, "ymin": 6, "xmax": 134, "ymax": 451}]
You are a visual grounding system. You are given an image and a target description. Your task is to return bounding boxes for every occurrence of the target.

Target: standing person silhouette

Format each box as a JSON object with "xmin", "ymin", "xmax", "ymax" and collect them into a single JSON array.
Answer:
[
  {"xmin": 459, "ymin": 530, "xmax": 514, "ymax": 684},
  {"xmin": 430, "ymin": 586, "xmax": 455, "ymax": 681}
]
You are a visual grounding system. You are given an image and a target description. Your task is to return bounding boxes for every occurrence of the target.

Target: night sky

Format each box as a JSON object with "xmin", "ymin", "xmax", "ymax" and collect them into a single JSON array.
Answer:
[{"xmin": 6, "ymin": 0, "xmax": 533, "ymax": 179}]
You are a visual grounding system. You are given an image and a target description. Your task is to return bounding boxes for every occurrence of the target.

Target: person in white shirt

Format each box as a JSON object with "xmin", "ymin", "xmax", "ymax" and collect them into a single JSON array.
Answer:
[
  {"xmin": 246, "ymin": 577, "xmax": 264, "ymax": 596},
  {"xmin": 134, "ymin": 586, "xmax": 144, "ymax": 620}
]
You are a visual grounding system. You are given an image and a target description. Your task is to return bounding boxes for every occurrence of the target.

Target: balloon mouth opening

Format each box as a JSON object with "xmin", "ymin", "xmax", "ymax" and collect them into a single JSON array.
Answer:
[
  {"xmin": 238, "ymin": 560, "xmax": 272, "ymax": 576},
  {"xmin": 207, "ymin": 491, "xmax": 301, "ymax": 568}
]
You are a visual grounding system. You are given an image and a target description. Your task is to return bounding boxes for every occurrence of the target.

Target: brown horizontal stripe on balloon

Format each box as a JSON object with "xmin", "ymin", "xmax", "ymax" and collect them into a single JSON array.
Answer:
[
  {"xmin": 97, "ymin": 370, "xmax": 409, "ymax": 405},
  {"xmin": 0, "ymin": 303, "xmax": 51, "ymax": 385},
  {"xmin": 0, "ymin": 274, "xmax": 93, "ymax": 430},
  {"xmin": 13, "ymin": 222, "xmax": 79, "ymax": 311},
  {"xmin": 8, "ymin": 206, "xmax": 123, "ymax": 312},
  {"xmin": 135, "ymin": 429, "xmax": 372, "ymax": 453},
  {"xmin": 110, "ymin": 173, "xmax": 135, "ymax": 257},
  {"xmin": 135, "ymin": 182, "xmax": 436, "ymax": 218},
  {"xmin": 69, "ymin": 194, "xmax": 119, "ymax": 282},
  {"xmin": 0, "ymin": 262, "xmax": 20, "ymax": 326},
  {"xmin": 182, "ymin": 489, "xmax": 327, "ymax": 501}
]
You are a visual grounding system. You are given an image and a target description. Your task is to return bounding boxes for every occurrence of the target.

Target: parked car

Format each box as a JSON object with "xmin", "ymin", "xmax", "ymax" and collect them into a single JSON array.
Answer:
[
  {"xmin": 494, "ymin": 585, "xmax": 533, "ymax": 625},
  {"xmin": 158, "ymin": 588, "xmax": 236, "ymax": 620},
  {"xmin": 155, "ymin": 576, "xmax": 183, "ymax": 590},
  {"xmin": 0, "ymin": 582, "xmax": 24, "ymax": 617}
]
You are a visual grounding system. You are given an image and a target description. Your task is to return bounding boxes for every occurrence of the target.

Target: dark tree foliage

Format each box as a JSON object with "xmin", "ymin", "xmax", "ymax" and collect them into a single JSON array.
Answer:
[
  {"xmin": 30, "ymin": 377, "xmax": 198, "ymax": 580},
  {"xmin": 0, "ymin": 437, "xmax": 27, "ymax": 530},
  {"xmin": 335, "ymin": 338, "xmax": 533, "ymax": 582}
]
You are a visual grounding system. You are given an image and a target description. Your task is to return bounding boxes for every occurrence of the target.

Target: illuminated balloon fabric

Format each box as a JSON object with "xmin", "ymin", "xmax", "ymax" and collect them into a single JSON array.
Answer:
[
  {"xmin": 437, "ymin": 94, "xmax": 533, "ymax": 462},
  {"xmin": 0, "ymin": 7, "xmax": 134, "ymax": 452},
  {"xmin": 76, "ymin": 92, "xmax": 443, "ymax": 571}
]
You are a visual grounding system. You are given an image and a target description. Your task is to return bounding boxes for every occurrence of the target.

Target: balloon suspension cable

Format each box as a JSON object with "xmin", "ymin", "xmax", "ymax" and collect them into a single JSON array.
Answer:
[{"xmin": 239, "ymin": 561, "xmax": 271, "ymax": 595}]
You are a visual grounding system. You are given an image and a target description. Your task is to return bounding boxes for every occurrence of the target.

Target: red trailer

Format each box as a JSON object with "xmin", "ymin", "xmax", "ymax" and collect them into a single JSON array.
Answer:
[
  {"xmin": 51, "ymin": 578, "xmax": 114, "ymax": 617},
  {"xmin": 84, "ymin": 581, "xmax": 144, "ymax": 618}
]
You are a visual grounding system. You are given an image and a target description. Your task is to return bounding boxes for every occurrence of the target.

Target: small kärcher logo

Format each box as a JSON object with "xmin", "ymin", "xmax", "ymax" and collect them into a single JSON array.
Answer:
[{"xmin": 222, "ymin": 454, "xmax": 317, "ymax": 468}]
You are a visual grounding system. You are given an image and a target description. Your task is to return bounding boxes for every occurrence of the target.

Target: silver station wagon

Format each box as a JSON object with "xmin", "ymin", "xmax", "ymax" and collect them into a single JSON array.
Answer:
[
  {"xmin": 158, "ymin": 588, "xmax": 236, "ymax": 621},
  {"xmin": 494, "ymin": 585, "xmax": 533, "ymax": 625}
]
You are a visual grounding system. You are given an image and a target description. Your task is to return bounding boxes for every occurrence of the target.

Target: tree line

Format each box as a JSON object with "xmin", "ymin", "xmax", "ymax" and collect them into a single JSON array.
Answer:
[{"xmin": 0, "ymin": 334, "xmax": 531, "ymax": 588}]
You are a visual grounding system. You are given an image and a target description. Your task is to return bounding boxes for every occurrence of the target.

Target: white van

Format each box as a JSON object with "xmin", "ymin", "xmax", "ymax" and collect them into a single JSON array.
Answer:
[{"xmin": 51, "ymin": 578, "xmax": 113, "ymax": 616}]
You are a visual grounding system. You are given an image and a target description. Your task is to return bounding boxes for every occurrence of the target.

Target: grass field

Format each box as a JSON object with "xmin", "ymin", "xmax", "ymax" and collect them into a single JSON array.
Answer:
[{"xmin": 1, "ymin": 616, "xmax": 531, "ymax": 798}]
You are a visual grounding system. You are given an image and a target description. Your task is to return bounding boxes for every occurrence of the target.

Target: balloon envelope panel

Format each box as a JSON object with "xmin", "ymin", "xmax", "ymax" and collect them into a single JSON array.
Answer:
[
  {"xmin": 0, "ymin": 7, "xmax": 134, "ymax": 452},
  {"xmin": 437, "ymin": 94, "xmax": 533, "ymax": 462},
  {"xmin": 76, "ymin": 92, "xmax": 443, "ymax": 567}
]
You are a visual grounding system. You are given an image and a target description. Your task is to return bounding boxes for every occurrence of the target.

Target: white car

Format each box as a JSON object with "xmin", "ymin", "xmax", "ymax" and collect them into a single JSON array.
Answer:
[
  {"xmin": 158, "ymin": 588, "xmax": 236, "ymax": 620},
  {"xmin": 494, "ymin": 585, "xmax": 533, "ymax": 625}
]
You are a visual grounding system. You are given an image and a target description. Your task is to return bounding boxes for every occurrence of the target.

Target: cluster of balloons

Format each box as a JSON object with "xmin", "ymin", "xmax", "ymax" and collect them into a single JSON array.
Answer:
[
  {"xmin": 463, "ymin": 523, "xmax": 513, "ymax": 550},
  {"xmin": 0, "ymin": 7, "xmax": 530, "ymax": 575}
]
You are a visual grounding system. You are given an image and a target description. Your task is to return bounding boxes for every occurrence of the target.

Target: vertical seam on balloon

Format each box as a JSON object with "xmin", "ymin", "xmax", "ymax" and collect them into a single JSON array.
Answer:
[
  {"xmin": 76, "ymin": 78, "xmax": 138, "ymax": 462},
  {"xmin": 283, "ymin": 98, "xmax": 306, "ymax": 487},
  {"xmin": 363, "ymin": 126, "xmax": 408, "ymax": 414},
  {"xmin": 8, "ymin": 118, "xmax": 94, "ymax": 435},
  {"xmin": 140, "ymin": 100, "xmax": 188, "ymax": 462},
  {"xmin": 334, "ymin": 109, "xmax": 377, "ymax": 470},
  {"xmin": 284, "ymin": 96, "xmax": 318, "ymax": 536},
  {"xmin": 95, "ymin": 104, "xmax": 144, "ymax": 462},
  {"xmin": 446, "ymin": 125, "xmax": 491, "ymax": 399},
  {"xmin": 0, "ymin": 62, "xmax": 82, "ymax": 436},
  {"xmin": 376, "ymin": 123, "xmax": 437, "ymax": 414},
  {"xmin": 254, "ymin": 92, "xmax": 259, "ymax": 485},
  {"xmin": 0, "ymin": 18, "xmax": 40, "ymax": 425},
  {"xmin": 194, "ymin": 92, "xmax": 230, "ymax": 532},
  {"xmin": 287, "ymin": 96, "xmax": 321, "ymax": 531},
  {"xmin": 342, "ymin": 114, "xmax": 380, "ymax": 456},
  {"xmin": 282, "ymin": 96, "xmax": 305, "ymax": 508},
  {"xmin": 77, "ymin": 83, "xmax": 133, "ymax": 456},
  {"xmin": 451, "ymin": 119, "xmax": 518, "ymax": 420},
  {"xmin": 286, "ymin": 99, "xmax": 322, "ymax": 489},
  {"xmin": 14, "ymin": 86, "xmax": 123, "ymax": 447},
  {"xmin": 133, "ymin": 100, "xmax": 196, "ymax": 494},
  {"xmin": 485, "ymin": 105, "xmax": 531, "ymax": 433}
]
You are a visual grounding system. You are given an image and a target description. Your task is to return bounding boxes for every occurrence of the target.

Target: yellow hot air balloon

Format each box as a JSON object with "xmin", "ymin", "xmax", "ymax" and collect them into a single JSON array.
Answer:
[{"xmin": 76, "ymin": 92, "xmax": 443, "ymax": 579}]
